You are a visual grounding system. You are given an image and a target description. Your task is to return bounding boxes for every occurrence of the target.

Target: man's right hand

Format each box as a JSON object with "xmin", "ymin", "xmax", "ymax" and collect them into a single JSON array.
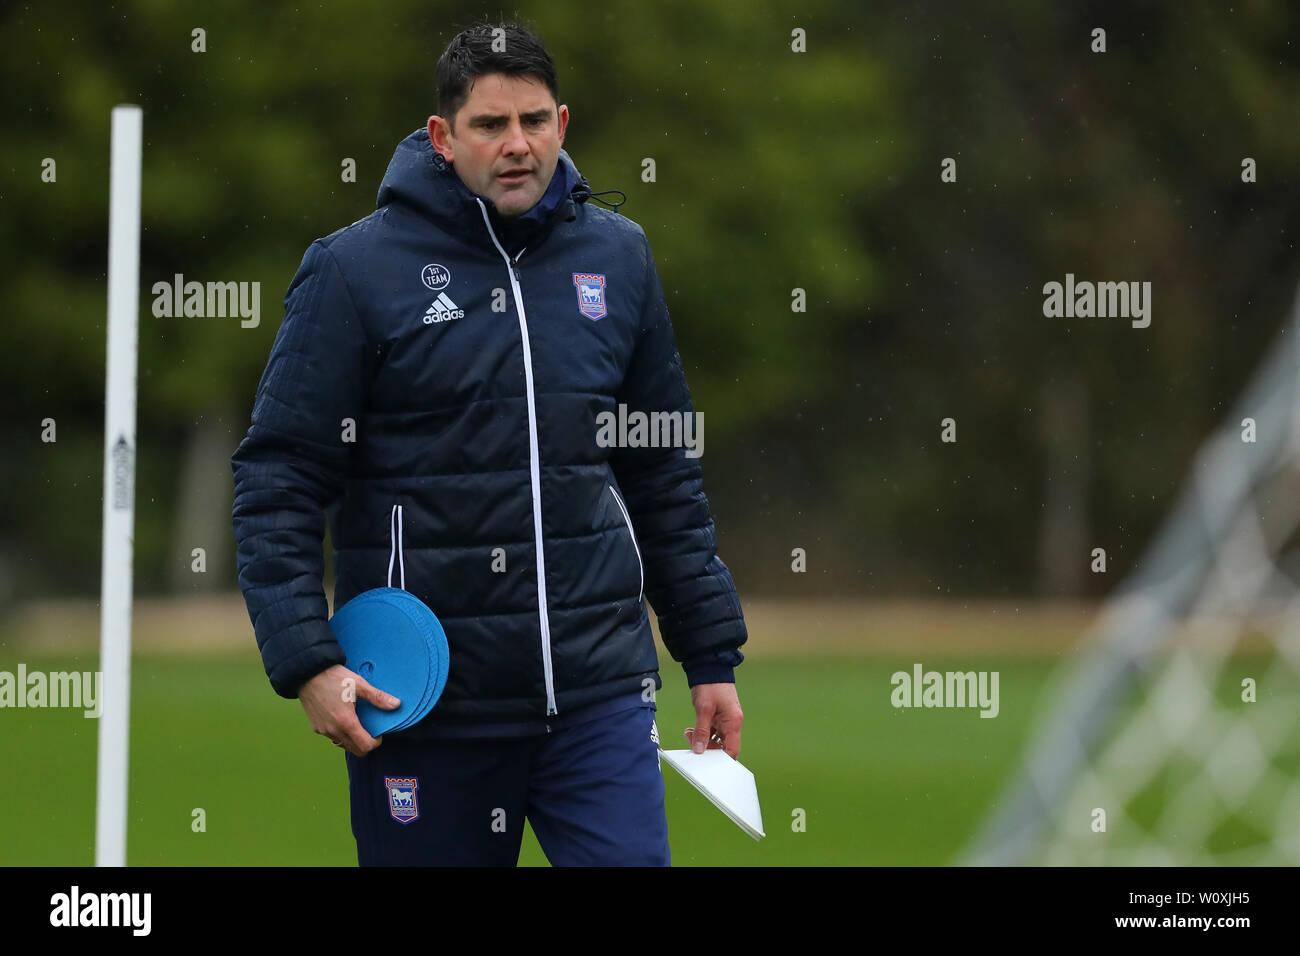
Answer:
[{"xmin": 297, "ymin": 664, "xmax": 401, "ymax": 757}]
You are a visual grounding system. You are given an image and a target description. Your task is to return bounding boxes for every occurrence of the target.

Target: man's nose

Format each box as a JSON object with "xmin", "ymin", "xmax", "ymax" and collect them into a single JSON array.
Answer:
[{"xmin": 503, "ymin": 117, "xmax": 530, "ymax": 155}]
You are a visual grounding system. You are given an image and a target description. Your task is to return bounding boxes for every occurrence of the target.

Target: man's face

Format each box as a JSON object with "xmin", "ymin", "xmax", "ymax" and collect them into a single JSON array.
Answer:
[{"xmin": 428, "ymin": 72, "xmax": 568, "ymax": 219}]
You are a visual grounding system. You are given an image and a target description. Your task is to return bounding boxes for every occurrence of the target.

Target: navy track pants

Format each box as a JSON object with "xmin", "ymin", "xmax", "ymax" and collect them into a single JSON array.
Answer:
[{"xmin": 344, "ymin": 703, "xmax": 670, "ymax": 866}]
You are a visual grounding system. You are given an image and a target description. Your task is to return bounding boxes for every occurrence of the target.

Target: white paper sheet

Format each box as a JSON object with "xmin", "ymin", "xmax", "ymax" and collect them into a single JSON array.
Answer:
[{"xmin": 659, "ymin": 748, "xmax": 765, "ymax": 840}]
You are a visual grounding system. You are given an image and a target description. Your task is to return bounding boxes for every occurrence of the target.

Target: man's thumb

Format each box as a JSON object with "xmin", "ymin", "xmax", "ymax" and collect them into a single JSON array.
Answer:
[
  {"xmin": 357, "ymin": 678, "xmax": 401, "ymax": 711},
  {"xmin": 690, "ymin": 716, "xmax": 713, "ymax": 754}
]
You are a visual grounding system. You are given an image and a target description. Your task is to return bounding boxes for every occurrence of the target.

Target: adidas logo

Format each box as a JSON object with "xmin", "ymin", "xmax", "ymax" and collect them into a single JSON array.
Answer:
[{"xmin": 422, "ymin": 293, "xmax": 465, "ymax": 324}]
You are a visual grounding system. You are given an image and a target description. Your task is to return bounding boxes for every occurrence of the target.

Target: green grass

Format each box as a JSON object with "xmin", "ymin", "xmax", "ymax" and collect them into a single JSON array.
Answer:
[{"xmin": 0, "ymin": 650, "xmax": 1054, "ymax": 865}]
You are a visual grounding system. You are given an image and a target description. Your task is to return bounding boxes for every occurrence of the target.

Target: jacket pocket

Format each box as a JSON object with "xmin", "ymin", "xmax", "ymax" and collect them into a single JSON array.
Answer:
[
  {"xmin": 387, "ymin": 502, "xmax": 406, "ymax": 590},
  {"xmin": 608, "ymin": 484, "xmax": 643, "ymax": 603}
]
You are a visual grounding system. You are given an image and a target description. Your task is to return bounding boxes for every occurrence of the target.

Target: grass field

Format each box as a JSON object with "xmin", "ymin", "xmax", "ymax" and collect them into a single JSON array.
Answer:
[{"xmin": 0, "ymin": 597, "xmax": 1088, "ymax": 865}]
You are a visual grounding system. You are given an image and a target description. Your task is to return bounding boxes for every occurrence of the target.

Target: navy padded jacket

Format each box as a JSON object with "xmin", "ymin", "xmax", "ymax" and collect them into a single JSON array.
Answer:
[{"xmin": 231, "ymin": 128, "xmax": 747, "ymax": 723}]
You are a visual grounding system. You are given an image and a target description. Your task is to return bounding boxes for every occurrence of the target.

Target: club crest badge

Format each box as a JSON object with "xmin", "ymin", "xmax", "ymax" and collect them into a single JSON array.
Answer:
[
  {"xmin": 573, "ymin": 272, "xmax": 608, "ymax": 320},
  {"xmin": 385, "ymin": 776, "xmax": 420, "ymax": 824}
]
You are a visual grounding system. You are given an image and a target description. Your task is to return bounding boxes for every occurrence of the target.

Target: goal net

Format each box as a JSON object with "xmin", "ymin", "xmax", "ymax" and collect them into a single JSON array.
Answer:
[{"xmin": 966, "ymin": 285, "xmax": 1300, "ymax": 865}]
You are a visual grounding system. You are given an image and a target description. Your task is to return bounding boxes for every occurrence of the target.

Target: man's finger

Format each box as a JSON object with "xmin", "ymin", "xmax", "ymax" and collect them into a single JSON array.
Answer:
[
  {"xmin": 337, "ymin": 715, "xmax": 382, "ymax": 756},
  {"xmin": 686, "ymin": 728, "xmax": 728, "ymax": 749},
  {"xmin": 722, "ymin": 726, "xmax": 741, "ymax": 758},
  {"xmin": 355, "ymin": 677, "xmax": 401, "ymax": 711},
  {"xmin": 718, "ymin": 708, "xmax": 743, "ymax": 758},
  {"xmin": 343, "ymin": 733, "xmax": 382, "ymax": 757},
  {"xmin": 689, "ymin": 706, "xmax": 715, "ymax": 753},
  {"xmin": 683, "ymin": 727, "xmax": 726, "ymax": 750}
]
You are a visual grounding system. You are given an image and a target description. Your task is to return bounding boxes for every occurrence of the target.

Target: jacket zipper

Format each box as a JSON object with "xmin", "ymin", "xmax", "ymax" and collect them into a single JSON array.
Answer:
[
  {"xmin": 608, "ymin": 484, "xmax": 644, "ymax": 603},
  {"xmin": 473, "ymin": 199, "xmax": 558, "ymax": 716}
]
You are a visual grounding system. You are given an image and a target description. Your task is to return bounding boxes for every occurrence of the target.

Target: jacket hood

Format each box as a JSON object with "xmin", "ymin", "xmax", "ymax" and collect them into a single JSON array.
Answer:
[{"xmin": 376, "ymin": 127, "xmax": 591, "ymax": 252}]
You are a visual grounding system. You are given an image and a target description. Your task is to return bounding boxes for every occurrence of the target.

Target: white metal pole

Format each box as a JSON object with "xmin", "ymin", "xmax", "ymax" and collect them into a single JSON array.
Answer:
[{"xmin": 95, "ymin": 104, "xmax": 142, "ymax": 868}]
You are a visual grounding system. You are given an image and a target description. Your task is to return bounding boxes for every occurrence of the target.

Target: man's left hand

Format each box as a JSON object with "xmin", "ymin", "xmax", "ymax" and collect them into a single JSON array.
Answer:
[{"xmin": 686, "ymin": 682, "xmax": 743, "ymax": 758}]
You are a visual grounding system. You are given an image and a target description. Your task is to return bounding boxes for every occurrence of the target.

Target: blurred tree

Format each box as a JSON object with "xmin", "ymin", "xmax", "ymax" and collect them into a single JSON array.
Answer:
[{"xmin": 1, "ymin": 0, "xmax": 1298, "ymax": 604}]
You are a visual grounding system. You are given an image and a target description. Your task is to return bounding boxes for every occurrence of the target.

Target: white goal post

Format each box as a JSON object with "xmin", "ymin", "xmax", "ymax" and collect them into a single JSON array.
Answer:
[{"xmin": 95, "ymin": 104, "xmax": 142, "ymax": 868}]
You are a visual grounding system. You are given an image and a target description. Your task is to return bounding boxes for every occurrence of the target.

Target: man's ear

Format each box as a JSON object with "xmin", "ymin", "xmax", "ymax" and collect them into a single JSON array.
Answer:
[
  {"xmin": 556, "ymin": 104, "xmax": 568, "ymax": 146},
  {"xmin": 427, "ymin": 115, "xmax": 453, "ymax": 161}
]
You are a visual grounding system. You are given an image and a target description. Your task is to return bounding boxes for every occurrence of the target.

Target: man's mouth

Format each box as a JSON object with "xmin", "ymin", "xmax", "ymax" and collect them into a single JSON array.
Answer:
[{"xmin": 498, "ymin": 169, "xmax": 532, "ymax": 184}]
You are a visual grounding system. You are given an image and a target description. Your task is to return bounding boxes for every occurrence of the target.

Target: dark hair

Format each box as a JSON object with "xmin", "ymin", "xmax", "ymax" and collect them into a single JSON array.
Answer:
[{"xmin": 436, "ymin": 21, "xmax": 559, "ymax": 133}]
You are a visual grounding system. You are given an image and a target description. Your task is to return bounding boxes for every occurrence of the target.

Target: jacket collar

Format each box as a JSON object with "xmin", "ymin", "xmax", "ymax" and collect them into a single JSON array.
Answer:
[{"xmin": 376, "ymin": 127, "xmax": 591, "ymax": 255}]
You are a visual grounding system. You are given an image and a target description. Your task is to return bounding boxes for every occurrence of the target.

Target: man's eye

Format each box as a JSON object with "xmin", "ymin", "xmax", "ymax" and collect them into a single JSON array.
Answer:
[{"xmin": 481, "ymin": 117, "xmax": 543, "ymax": 131}]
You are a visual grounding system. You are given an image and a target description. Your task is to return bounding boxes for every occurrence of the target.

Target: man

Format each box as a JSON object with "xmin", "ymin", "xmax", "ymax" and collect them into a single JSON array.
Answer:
[{"xmin": 231, "ymin": 21, "xmax": 748, "ymax": 866}]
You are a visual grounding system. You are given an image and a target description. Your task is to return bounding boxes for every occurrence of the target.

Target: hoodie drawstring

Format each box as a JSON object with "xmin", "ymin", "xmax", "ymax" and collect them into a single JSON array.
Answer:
[
  {"xmin": 587, "ymin": 188, "xmax": 627, "ymax": 213},
  {"xmin": 387, "ymin": 503, "xmax": 405, "ymax": 590}
]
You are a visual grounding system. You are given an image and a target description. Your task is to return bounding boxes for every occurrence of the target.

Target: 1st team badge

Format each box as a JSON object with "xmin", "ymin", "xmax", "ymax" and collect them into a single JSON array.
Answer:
[
  {"xmin": 385, "ymin": 776, "xmax": 420, "ymax": 824},
  {"xmin": 573, "ymin": 272, "xmax": 607, "ymax": 320}
]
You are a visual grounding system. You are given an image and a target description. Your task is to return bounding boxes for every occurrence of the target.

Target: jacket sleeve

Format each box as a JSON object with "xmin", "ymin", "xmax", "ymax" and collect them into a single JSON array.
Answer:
[
  {"xmin": 610, "ymin": 232, "xmax": 748, "ymax": 686},
  {"xmin": 230, "ymin": 240, "xmax": 369, "ymax": 699}
]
